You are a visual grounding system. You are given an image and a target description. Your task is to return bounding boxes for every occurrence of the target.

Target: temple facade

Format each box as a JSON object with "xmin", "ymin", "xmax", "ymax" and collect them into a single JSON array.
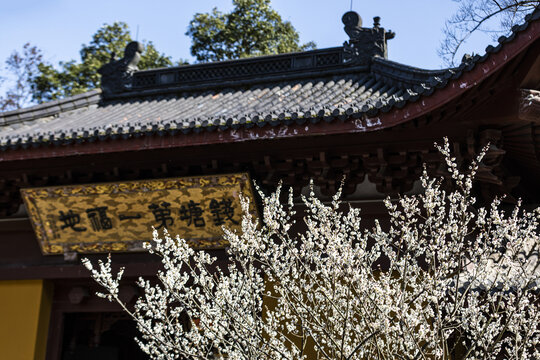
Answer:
[{"xmin": 0, "ymin": 10, "xmax": 539, "ymax": 359}]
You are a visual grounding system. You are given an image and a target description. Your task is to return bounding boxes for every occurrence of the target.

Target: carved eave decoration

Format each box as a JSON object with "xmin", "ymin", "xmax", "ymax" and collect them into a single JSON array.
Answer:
[{"xmin": 519, "ymin": 89, "xmax": 540, "ymax": 123}]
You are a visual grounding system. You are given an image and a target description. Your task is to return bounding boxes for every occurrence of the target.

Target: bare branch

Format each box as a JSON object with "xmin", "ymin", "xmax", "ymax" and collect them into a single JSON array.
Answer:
[{"xmin": 439, "ymin": 1, "xmax": 539, "ymax": 66}]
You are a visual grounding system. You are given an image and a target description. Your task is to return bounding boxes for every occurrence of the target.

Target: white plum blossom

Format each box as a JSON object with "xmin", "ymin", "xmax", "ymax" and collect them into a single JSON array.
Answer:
[{"xmin": 84, "ymin": 138, "xmax": 540, "ymax": 359}]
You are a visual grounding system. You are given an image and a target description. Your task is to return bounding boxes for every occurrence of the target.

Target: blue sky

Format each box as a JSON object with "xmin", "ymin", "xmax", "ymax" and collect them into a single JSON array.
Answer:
[{"xmin": 1, "ymin": 0, "xmax": 496, "ymax": 76}]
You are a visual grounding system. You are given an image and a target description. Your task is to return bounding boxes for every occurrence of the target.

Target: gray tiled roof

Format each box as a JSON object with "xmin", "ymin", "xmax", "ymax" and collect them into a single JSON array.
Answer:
[
  {"xmin": 0, "ymin": 63, "xmax": 442, "ymax": 149},
  {"xmin": 0, "ymin": 8, "xmax": 538, "ymax": 151}
]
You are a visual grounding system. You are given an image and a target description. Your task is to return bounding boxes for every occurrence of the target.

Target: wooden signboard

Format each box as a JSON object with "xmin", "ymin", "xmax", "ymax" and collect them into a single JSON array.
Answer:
[{"xmin": 21, "ymin": 173, "xmax": 257, "ymax": 255}]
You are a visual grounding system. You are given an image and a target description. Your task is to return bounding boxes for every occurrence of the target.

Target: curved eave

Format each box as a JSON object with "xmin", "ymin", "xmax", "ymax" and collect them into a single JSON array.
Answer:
[
  {"xmin": 372, "ymin": 18, "xmax": 540, "ymax": 132},
  {"xmin": 0, "ymin": 17, "xmax": 539, "ymax": 162}
]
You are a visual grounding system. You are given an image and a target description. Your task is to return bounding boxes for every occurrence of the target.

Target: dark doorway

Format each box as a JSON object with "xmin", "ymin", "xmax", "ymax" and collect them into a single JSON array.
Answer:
[{"xmin": 61, "ymin": 312, "xmax": 148, "ymax": 360}]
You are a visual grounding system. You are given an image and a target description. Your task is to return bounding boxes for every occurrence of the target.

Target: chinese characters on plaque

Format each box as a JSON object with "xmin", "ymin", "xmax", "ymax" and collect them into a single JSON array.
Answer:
[{"xmin": 21, "ymin": 173, "xmax": 257, "ymax": 255}]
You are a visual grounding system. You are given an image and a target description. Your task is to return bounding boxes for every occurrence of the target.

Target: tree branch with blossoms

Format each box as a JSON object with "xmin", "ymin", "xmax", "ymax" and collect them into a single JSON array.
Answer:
[{"xmin": 84, "ymin": 138, "xmax": 540, "ymax": 359}]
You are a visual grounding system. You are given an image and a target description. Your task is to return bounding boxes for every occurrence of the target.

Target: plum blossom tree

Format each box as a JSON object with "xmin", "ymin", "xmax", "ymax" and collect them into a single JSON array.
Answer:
[{"xmin": 84, "ymin": 139, "xmax": 540, "ymax": 359}]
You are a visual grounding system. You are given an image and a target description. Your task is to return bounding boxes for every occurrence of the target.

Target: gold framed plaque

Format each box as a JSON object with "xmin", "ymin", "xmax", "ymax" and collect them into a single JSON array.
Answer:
[{"xmin": 21, "ymin": 173, "xmax": 258, "ymax": 255}]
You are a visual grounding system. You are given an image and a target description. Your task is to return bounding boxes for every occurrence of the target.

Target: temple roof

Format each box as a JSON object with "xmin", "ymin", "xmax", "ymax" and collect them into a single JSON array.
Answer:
[{"xmin": 0, "ymin": 9, "xmax": 539, "ymax": 152}]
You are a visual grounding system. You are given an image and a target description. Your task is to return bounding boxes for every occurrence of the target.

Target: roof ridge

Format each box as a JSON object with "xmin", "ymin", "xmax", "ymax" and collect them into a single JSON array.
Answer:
[
  {"xmin": 115, "ymin": 48, "xmax": 348, "ymax": 98},
  {"xmin": 0, "ymin": 89, "xmax": 101, "ymax": 126},
  {"xmin": 100, "ymin": 11, "xmax": 395, "ymax": 98},
  {"xmin": 371, "ymin": 58, "xmax": 450, "ymax": 87}
]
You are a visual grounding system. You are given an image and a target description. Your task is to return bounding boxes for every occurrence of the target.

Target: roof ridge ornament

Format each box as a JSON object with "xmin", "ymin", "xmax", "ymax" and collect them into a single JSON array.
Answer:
[
  {"xmin": 342, "ymin": 11, "xmax": 395, "ymax": 66},
  {"xmin": 98, "ymin": 41, "xmax": 144, "ymax": 96}
]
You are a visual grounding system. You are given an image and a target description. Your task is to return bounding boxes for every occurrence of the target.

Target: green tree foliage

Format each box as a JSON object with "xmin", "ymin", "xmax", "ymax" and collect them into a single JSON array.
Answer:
[
  {"xmin": 32, "ymin": 22, "xmax": 172, "ymax": 102},
  {"xmin": 186, "ymin": 0, "xmax": 316, "ymax": 62}
]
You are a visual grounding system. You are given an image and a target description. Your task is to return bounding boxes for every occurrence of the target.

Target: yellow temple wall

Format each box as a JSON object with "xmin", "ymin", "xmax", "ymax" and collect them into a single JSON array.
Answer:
[{"xmin": 0, "ymin": 280, "xmax": 52, "ymax": 360}]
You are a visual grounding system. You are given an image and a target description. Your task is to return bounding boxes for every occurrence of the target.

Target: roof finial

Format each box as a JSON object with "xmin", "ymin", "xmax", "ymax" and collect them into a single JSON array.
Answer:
[
  {"xmin": 342, "ymin": 11, "xmax": 362, "ymax": 30},
  {"xmin": 342, "ymin": 11, "xmax": 395, "ymax": 65},
  {"xmin": 98, "ymin": 41, "xmax": 144, "ymax": 96}
]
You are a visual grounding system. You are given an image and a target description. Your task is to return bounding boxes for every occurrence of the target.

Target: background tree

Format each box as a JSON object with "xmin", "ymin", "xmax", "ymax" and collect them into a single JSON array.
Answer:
[
  {"xmin": 186, "ymin": 0, "xmax": 316, "ymax": 62},
  {"xmin": 86, "ymin": 139, "xmax": 540, "ymax": 359},
  {"xmin": 0, "ymin": 43, "xmax": 42, "ymax": 111},
  {"xmin": 2, "ymin": 1, "xmax": 315, "ymax": 107},
  {"xmin": 32, "ymin": 22, "xmax": 172, "ymax": 103},
  {"xmin": 440, "ymin": 0, "xmax": 539, "ymax": 65}
]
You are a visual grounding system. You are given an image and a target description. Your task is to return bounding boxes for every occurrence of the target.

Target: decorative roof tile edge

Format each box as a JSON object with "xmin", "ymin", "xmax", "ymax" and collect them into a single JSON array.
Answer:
[{"xmin": 0, "ymin": 89, "xmax": 102, "ymax": 126}]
